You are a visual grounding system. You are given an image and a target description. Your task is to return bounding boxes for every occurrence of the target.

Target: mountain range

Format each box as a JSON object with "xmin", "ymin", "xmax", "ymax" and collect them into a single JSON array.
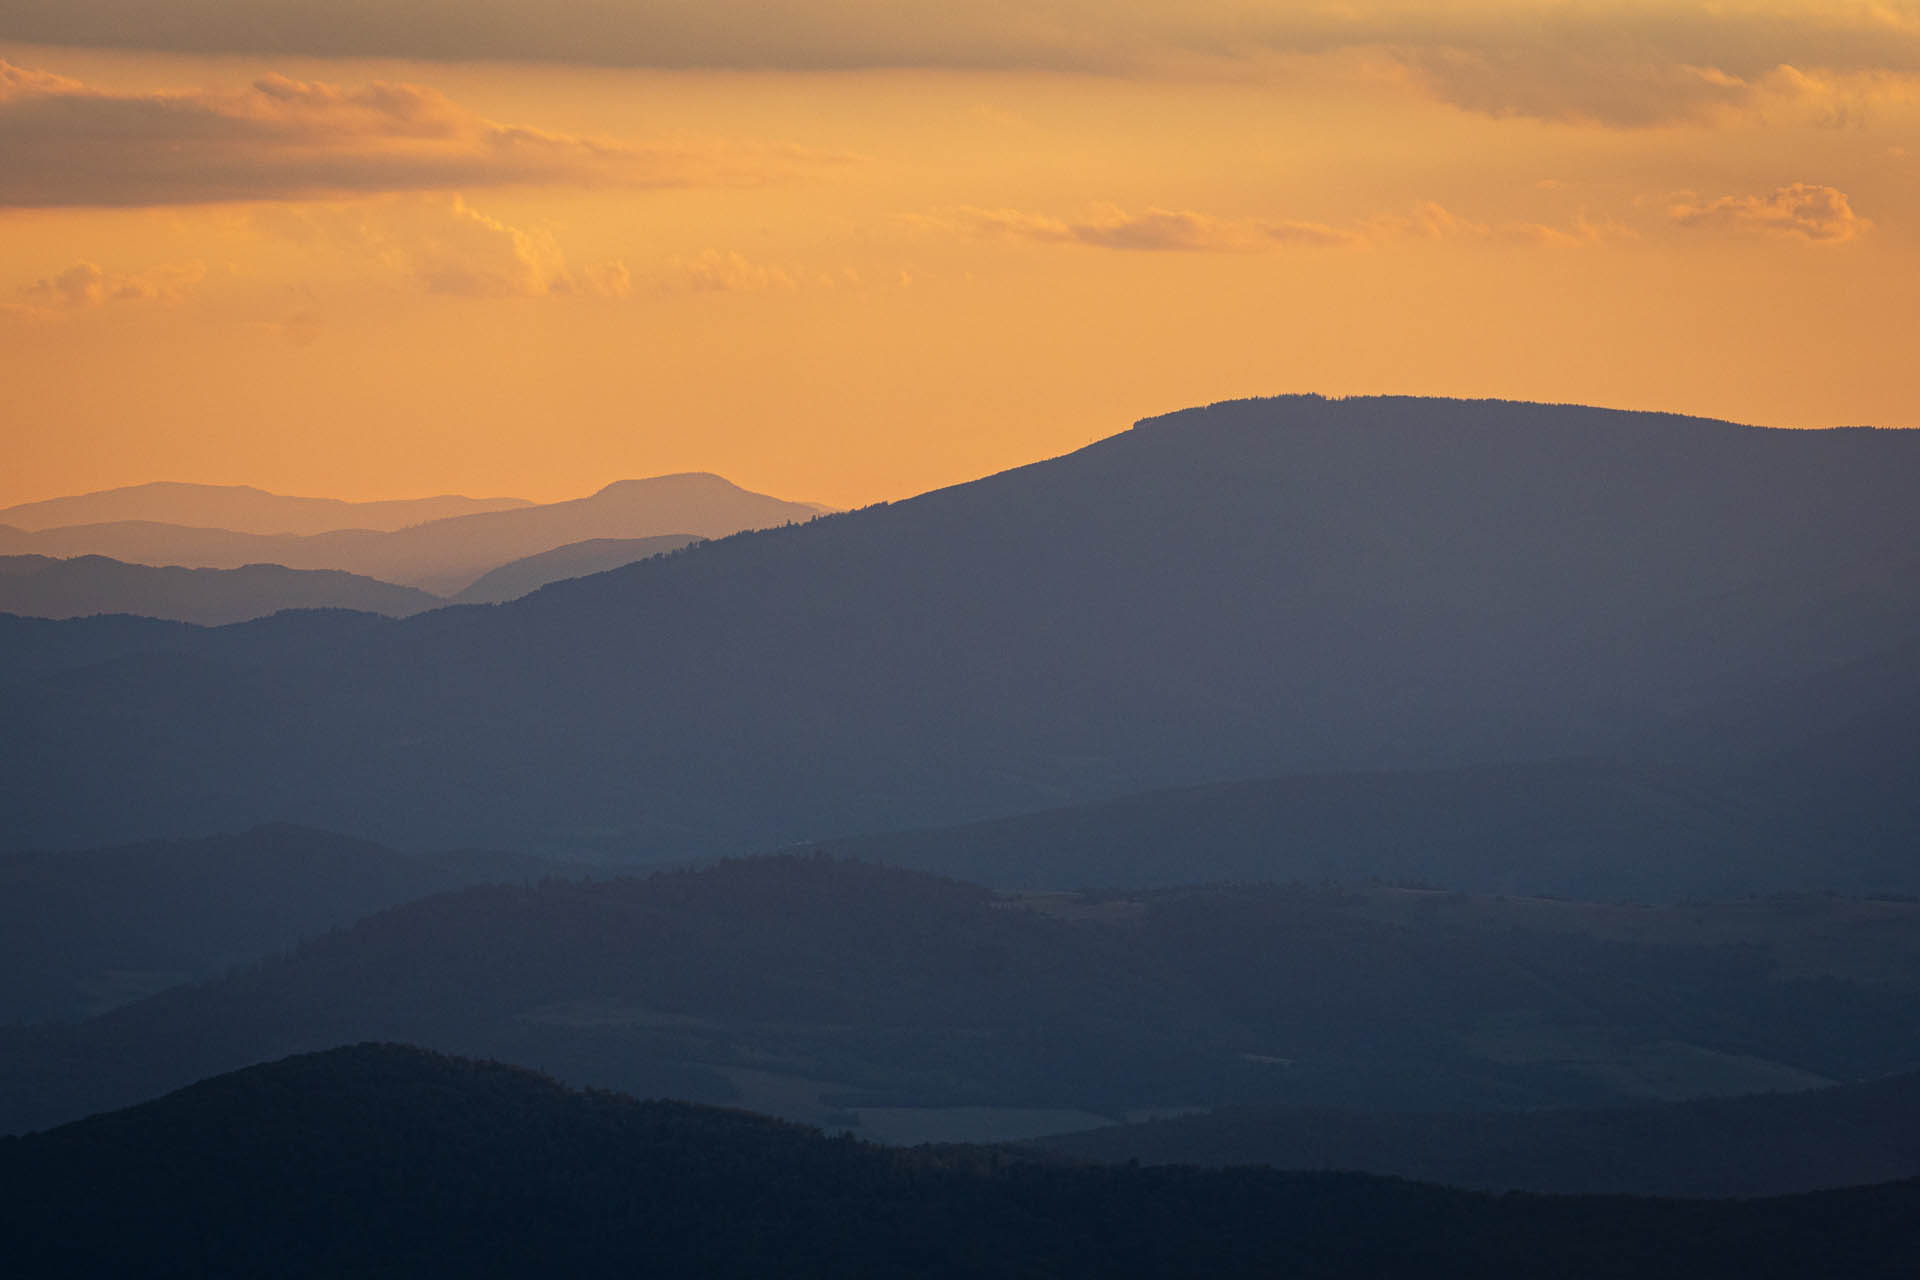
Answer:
[
  {"xmin": 0, "ymin": 481, "xmax": 530, "ymax": 536},
  {"xmin": 0, "ymin": 554, "xmax": 442, "ymax": 626},
  {"xmin": 3, "ymin": 396, "xmax": 1917, "ymax": 889},
  {"xmin": 0, "ymin": 473, "xmax": 820, "ymax": 593},
  {"xmin": 0, "ymin": 533, "xmax": 706, "ymax": 625}
]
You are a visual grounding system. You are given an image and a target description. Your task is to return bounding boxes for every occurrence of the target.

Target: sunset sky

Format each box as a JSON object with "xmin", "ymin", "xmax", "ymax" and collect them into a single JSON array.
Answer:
[{"xmin": 3, "ymin": 1, "xmax": 1916, "ymax": 510}]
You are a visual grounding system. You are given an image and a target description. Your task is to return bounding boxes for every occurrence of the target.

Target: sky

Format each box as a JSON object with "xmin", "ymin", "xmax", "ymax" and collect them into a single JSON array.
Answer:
[{"xmin": 2, "ymin": 1, "xmax": 1917, "ymax": 509}]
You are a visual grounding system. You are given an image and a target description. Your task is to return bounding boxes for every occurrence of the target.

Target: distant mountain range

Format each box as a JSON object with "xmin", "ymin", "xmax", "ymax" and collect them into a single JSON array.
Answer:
[
  {"xmin": 3, "ymin": 396, "xmax": 1916, "ymax": 881},
  {"xmin": 0, "ymin": 473, "xmax": 820, "ymax": 593},
  {"xmin": 0, "ymin": 533, "xmax": 706, "ymax": 625},
  {"xmin": 6, "ymin": 854, "xmax": 1917, "ymax": 1140},
  {"xmin": 14, "ymin": 1045, "xmax": 1920, "ymax": 1279},
  {"xmin": 0, "ymin": 554, "xmax": 441, "ymax": 625},
  {"xmin": 450, "ymin": 535, "xmax": 709, "ymax": 605},
  {"xmin": 0, "ymin": 481, "xmax": 531, "ymax": 536},
  {"xmin": 0, "ymin": 825, "xmax": 573, "ymax": 1025}
]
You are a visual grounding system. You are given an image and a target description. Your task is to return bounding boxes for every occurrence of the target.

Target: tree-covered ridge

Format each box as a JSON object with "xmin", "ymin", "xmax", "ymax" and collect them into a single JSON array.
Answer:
[
  {"xmin": 6, "ymin": 1043, "xmax": 1920, "ymax": 1279},
  {"xmin": 7, "ymin": 855, "xmax": 1920, "ymax": 1145}
]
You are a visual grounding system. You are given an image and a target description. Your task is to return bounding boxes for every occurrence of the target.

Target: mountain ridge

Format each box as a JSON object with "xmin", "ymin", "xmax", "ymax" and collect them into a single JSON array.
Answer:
[
  {"xmin": 0, "ymin": 554, "xmax": 442, "ymax": 625},
  {"xmin": 0, "ymin": 481, "xmax": 531, "ymax": 536},
  {"xmin": 3, "ymin": 396, "xmax": 1917, "ymax": 868},
  {"xmin": 0, "ymin": 474, "xmax": 823, "ymax": 593}
]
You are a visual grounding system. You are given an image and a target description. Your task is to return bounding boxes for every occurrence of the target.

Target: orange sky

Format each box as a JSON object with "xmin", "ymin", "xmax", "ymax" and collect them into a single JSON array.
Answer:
[{"xmin": 3, "ymin": 2, "xmax": 1918, "ymax": 509}]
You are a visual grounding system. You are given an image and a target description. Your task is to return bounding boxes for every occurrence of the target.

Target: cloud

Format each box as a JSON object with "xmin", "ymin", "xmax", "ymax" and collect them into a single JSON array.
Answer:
[
  {"xmin": 0, "ymin": 61, "xmax": 832, "ymax": 208},
  {"xmin": 930, "ymin": 201, "xmax": 1618, "ymax": 253},
  {"xmin": 665, "ymin": 249, "xmax": 801, "ymax": 292},
  {"xmin": 6, "ymin": 2, "xmax": 1920, "ymax": 126},
  {"xmin": 1669, "ymin": 183, "xmax": 1867, "ymax": 242},
  {"xmin": 252, "ymin": 196, "xmax": 635, "ymax": 299},
  {"xmin": 20, "ymin": 260, "xmax": 206, "ymax": 306},
  {"xmin": 941, "ymin": 205, "xmax": 1361, "ymax": 252}
]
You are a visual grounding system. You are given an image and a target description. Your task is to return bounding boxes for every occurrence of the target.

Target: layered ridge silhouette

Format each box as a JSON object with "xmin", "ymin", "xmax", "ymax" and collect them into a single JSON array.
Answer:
[
  {"xmin": 0, "ymin": 481, "xmax": 530, "ymax": 536},
  {"xmin": 0, "ymin": 473, "xmax": 811, "ymax": 593},
  {"xmin": 0, "ymin": 554, "xmax": 441, "ymax": 625},
  {"xmin": 3, "ymin": 397, "xmax": 1917, "ymax": 881},
  {"xmin": 6, "ymin": 855, "xmax": 1917, "ymax": 1140}
]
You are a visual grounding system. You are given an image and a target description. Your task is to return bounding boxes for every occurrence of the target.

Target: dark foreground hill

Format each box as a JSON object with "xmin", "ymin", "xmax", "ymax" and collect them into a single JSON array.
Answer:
[
  {"xmin": 5, "ymin": 1044, "xmax": 1919, "ymax": 1280},
  {"xmin": 1036, "ymin": 1069, "xmax": 1920, "ymax": 1198},
  {"xmin": 6, "ymin": 856, "xmax": 1918, "ymax": 1144},
  {"xmin": 0, "ymin": 825, "xmax": 572, "ymax": 1025},
  {"xmin": 0, "ymin": 554, "xmax": 441, "ymax": 625},
  {"xmin": 3, "ymin": 397, "xmax": 1918, "ymax": 883}
]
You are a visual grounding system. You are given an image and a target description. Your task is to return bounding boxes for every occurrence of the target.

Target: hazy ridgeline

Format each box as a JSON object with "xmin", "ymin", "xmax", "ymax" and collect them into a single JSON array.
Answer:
[
  {"xmin": 0, "ymin": 535, "xmax": 706, "ymax": 625},
  {"xmin": 0, "ymin": 473, "xmax": 818, "ymax": 594},
  {"xmin": 4, "ymin": 396, "xmax": 1919, "ymax": 900},
  {"xmin": 0, "ymin": 482, "xmax": 533, "ymax": 536}
]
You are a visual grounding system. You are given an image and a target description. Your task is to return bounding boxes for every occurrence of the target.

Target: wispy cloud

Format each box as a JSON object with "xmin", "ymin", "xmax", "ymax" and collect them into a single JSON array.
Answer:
[
  {"xmin": 251, "ymin": 196, "xmax": 633, "ymax": 299},
  {"xmin": 20, "ymin": 260, "xmax": 207, "ymax": 306},
  {"xmin": 945, "ymin": 205, "xmax": 1363, "ymax": 252},
  {"xmin": 924, "ymin": 201, "xmax": 1626, "ymax": 254},
  {"xmin": 0, "ymin": 61, "xmax": 841, "ymax": 208},
  {"xmin": 1669, "ymin": 183, "xmax": 1868, "ymax": 242}
]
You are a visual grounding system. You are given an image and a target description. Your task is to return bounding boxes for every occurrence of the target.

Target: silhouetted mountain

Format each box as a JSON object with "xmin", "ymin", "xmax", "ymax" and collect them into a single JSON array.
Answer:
[
  {"xmin": 7, "ymin": 1044, "xmax": 1920, "ymax": 1279},
  {"xmin": 0, "ymin": 825, "xmax": 575, "ymax": 1025},
  {"xmin": 4, "ymin": 397, "xmax": 1919, "ymax": 879},
  {"xmin": 6, "ymin": 856, "xmax": 1918, "ymax": 1141},
  {"xmin": 0, "ymin": 481, "xmax": 530, "ymax": 536},
  {"xmin": 0, "ymin": 472, "xmax": 823, "ymax": 592},
  {"xmin": 1035, "ymin": 1070, "xmax": 1920, "ymax": 1197},
  {"xmin": 0, "ymin": 554, "xmax": 440, "ymax": 625},
  {"xmin": 450, "ymin": 533, "xmax": 706, "ymax": 604}
]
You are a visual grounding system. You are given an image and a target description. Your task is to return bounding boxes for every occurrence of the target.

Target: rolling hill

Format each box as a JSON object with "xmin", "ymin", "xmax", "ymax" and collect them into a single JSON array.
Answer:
[
  {"xmin": 5, "ymin": 856, "xmax": 1918, "ymax": 1141},
  {"xmin": 0, "ymin": 554, "xmax": 441, "ymax": 625},
  {"xmin": 0, "ymin": 825, "xmax": 574, "ymax": 1025},
  {"xmin": 3, "ymin": 396, "xmax": 1917, "ymax": 877}
]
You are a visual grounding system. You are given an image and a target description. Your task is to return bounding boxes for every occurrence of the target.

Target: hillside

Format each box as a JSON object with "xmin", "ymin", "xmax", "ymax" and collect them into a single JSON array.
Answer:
[
  {"xmin": 0, "ymin": 825, "xmax": 573, "ymax": 1025},
  {"xmin": 5, "ymin": 856, "xmax": 1919, "ymax": 1142},
  {"xmin": 450, "ymin": 533, "xmax": 707, "ymax": 604},
  {"xmin": 0, "ymin": 554, "xmax": 441, "ymax": 625},
  {"xmin": 3, "ymin": 396, "xmax": 1918, "ymax": 874},
  {"xmin": 0, "ymin": 481, "xmax": 529, "ymax": 536},
  {"xmin": 5, "ymin": 1044, "xmax": 1919, "ymax": 1280},
  {"xmin": 1036, "ymin": 1069, "xmax": 1920, "ymax": 1197}
]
